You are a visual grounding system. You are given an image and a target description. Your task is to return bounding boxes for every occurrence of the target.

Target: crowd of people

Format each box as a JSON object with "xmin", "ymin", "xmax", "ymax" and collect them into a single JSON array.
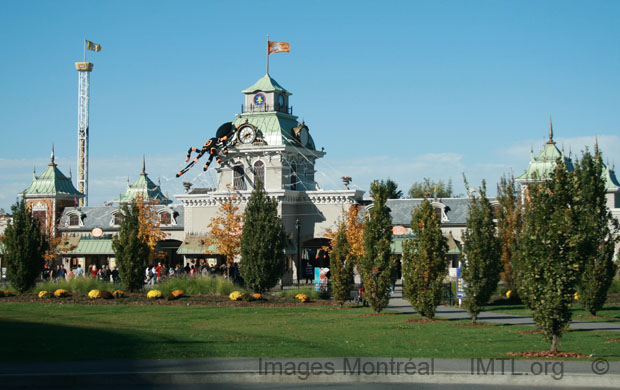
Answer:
[
  {"xmin": 41, "ymin": 263, "xmax": 121, "ymax": 283},
  {"xmin": 144, "ymin": 261, "xmax": 242, "ymax": 285}
]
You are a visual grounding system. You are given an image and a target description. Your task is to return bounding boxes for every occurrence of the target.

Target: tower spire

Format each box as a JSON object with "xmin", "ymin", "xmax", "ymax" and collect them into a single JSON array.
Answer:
[
  {"xmin": 546, "ymin": 116, "xmax": 555, "ymax": 145},
  {"xmin": 142, "ymin": 155, "xmax": 146, "ymax": 175},
  {"xmin": 594, "ymin": 135, "xmax": 600, "ymax": 158},
  {"xmin": 50, "ymin": 144, "xmax": 55, "ymax": 165}
]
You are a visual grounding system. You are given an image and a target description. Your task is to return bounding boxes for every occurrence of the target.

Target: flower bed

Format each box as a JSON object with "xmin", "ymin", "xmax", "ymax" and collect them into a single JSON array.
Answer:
[
  {"xmin": 147, "ymin": 290, "xmax": 162, "ymax": 299},
  {"xmin": 53, "ymin": 289, "xmax": 71, "ymax": 298}
]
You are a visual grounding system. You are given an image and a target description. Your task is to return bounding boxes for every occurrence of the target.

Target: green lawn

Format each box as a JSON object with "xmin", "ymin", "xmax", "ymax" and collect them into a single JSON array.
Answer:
[
  {"xmin": 484, "ymin": 303, "xmax": 620, "ymax": 323},
  {"xmin": 2, "ymin": 302, "xmax": 620, "ymax": 363}
]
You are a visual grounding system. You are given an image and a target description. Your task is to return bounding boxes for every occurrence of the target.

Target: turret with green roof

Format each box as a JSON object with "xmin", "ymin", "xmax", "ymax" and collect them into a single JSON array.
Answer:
[
  {"xmin": 21, "ymin": 146, "xmax": 83, "ymax": 200},
  {"xmin": 516, "ymin": 119, "xmax": 574, "ymax": 183},
  {"xmin": 118, "ymin": 156, "xmax": 171, "ymax": 204}
]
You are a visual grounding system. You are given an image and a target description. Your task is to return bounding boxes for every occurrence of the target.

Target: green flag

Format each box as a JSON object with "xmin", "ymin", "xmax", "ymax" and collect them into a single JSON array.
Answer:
[{"xmin": 86, "ymin": 40, "xmax": 101, "ymax": 52}]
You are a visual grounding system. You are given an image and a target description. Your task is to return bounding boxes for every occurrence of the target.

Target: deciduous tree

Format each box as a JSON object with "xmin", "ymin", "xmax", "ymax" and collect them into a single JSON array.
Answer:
[
  {"xmin": 202, "ymin": 192, "xmax": 243, "ymax": 268},
  {"xmin": 360, "ymin": 180, "xmax": 394, "ymax": 313},
  {"xmin": 3, "ymin": 199, "xmax": 48, "ymax": 292},
  {"xmin": 402, "ymin": 199, "xmax": 448, "ymax": 318},
  {"xmin": 322, "ymin": 204, "xmax": 365, "ymax": 264},
  {"xmin": 409, "ymin": 178, "xmax": 453, "ymax": 199},
  {"xmin": 495, "ymin": 174, "xmax": 522, "ymax": 298},
  {"xmin": 461, "ymin": 180, "xmax": 501, "ymax": 323}
]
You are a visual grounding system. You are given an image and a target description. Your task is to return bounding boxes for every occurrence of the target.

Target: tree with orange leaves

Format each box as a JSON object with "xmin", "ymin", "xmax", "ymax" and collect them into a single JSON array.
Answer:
[
  {"xmin": 323, "ymin": 204, "xmax": 365, "ymax": 263},
  {"xmin": 136, "ymin": 196, "xmax": 167, "ymax": 262},
  {"xmin": 202, "ymin": 194, "xmax": 243, "ymax": 268}
]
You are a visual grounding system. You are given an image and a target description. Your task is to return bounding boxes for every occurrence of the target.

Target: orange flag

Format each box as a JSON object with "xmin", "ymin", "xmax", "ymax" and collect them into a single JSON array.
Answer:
[{"xmin": 268, "ymin": 41, "xmax": 290, "ymax": 55}]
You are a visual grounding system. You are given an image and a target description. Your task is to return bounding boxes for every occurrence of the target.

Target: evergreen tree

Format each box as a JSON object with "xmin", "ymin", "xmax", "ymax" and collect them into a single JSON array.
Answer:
[
  {"xmin": 330, "ymin": 223, "xmax": 354, "ymax": 307},
  {"xmin": 574, "ymin": 150, "xmax": 619, "ymax": 315},
  {"xmin": 240, "ymin": 181, "xmax": 285, "ymax": 293},
  {"xmin": 3, "ymin": 199, "xmax": 48, "ymax": 292},
  {"xmin": 461, "ymin": 181, "xmax": 502, "ymax": 323},
  {"xmin": 385, "ymin": 178, "xmax": 403, "ymax": 199},
  {"xmin": 514, "ymin": 161, "xmax": 583, "ymax": 352},
  {"xmin": 360, "ymin": 180, "xmax": 395, "ymax": 313},
  {"xmin": 402, "ymin": 198, "xmax": 448, "ymax": 318},
  {"xmin": 113, "ymin": 201, "xmax": 151, "ymax": 292},
  {"xmin": 495, "ymin": 174, "xmax": 522, "ymax": 298}
]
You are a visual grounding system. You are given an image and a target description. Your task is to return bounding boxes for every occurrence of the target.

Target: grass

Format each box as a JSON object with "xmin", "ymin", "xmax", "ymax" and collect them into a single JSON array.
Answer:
[
  {"xmin": 484, "ymin": 302, "xmax": 620, "ymax": 323},
  {"xmin": 278, "ymin": 286, "xmax": 320, "ymax": 299},
  {"xmin": 1, "ymin": 302, "xmax": 620, "ymax": 363},
  {"xmin": 33, "ymin": 278, "xmax": 120, "ymax": 296}
]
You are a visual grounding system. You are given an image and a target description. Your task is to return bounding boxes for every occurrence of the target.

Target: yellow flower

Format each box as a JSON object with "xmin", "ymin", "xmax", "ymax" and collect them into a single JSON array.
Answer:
[
  {"xmin": 38, "ymin": 290, "xmax": 50, "ymax": 299},
  {"xmin": 506, "ymin": 290, "xmax": 512, "ymax": 299},
  {"xmin": 53, "ymin": 289, "xmax": 70, "ymax": 298},
  {"xmin": 171, "ymin": 290, "xmax": 184, "ymax": 298},
  {"xmin": 574, "ymin": 292, "xmax": 579, "ymax": 300},
  {"xmin": 295, "ymin": 293, "xmax": 309, "ymax": 303},
  {"xmin": 88, "ymin": 290, "xmax": 101, "ymax": 299},
  {"xmin": 229, "ymin": 291, "xmax": 243, "ymax": 301},
  {"xmin": 147, "ymin": 290, "xmax": 162, "ymax": 299}
]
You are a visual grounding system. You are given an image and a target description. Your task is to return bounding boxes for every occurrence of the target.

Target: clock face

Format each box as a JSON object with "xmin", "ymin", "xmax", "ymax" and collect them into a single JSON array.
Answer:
[
  {"xmin": 299, "ymin": 127, "xmax": 309, "ymax": 147},
  {"xmin": 253, "ymin": 93, "xmax": 265, "ymax": 106},
  {"xmin": 277, "ymin": 94, "xmax": 285, "ymax": 107},
  {"xmin": 238, "ymin": 126, "xmax": 256, "ymax": 144}
]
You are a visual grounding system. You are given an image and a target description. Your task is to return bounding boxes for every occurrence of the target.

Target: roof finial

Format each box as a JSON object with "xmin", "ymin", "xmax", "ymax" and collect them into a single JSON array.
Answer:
[
  {"xmin": 50, "ymin": 144, "xmax": 55, "ymax": 165},
  {"xmin": 549, "ymin": 116, "xmax": 553, "ymax": 141},
  {"xmin": 142, "ymin": 155, "xmax": 146, "ymax": 175}
]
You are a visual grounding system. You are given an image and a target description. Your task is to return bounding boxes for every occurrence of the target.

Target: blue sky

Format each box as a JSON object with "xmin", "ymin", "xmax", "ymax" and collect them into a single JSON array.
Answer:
[{"xmin": 1, "ymin": 0, "xmax": 619, "ymax": 211}]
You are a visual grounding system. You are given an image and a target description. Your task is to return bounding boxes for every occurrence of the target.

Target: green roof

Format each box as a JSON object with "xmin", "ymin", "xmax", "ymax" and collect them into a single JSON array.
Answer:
[
  {"xmin": 517, "ymin": 127, "xmax": 574, "ymax": 181},
  {"xmin": 177, "ymin": 234, "xmax": 218, "ymax": 255},
  {"xmin": 232, "ymin": 113, "xmax": 315, "ymax": 149},
  {"xmin": 64, "ymin": 238, "xmax": 114, "ymax": 255},
  {"xmin": 602, "ymin": 162, "xmax": 620, "ymax": 190},
  {"xmin": 22, "ymin": 152, "xmax": 83, "ymax": 198},
  {"xmin": 242, "ymin": 74, "xmax": 291, "ymax": 96},
  {"xmin": 390, "ymin": 235, "xmax": 416, "ymax": 255},
  {"xmin": 119, "ymin": 158, "xmax": 171, "ymax": 204}
]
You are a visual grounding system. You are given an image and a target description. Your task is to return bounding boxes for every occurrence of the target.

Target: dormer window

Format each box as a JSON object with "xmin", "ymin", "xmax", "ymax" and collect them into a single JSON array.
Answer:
[
  {"xmin": 160, "ymin": 211, "xmax": 171, "ymax": 225},
  {"xmin": 111, "ymin": 212, "xmax": 122, "ymax": 226},
  {"xmin": 69, "ymin": 214, "xmax": 80, "ymax": 227},
  {"xmin": 431, "ymin": 202, "xmax": 449, "ymax": 223}
]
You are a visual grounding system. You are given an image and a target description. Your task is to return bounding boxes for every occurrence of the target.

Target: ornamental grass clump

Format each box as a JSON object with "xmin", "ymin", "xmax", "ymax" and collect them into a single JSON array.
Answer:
[
  {"xmin": 147, "ymin": 289, "xmax": 162, "ymax": 299},
  {"xmin": 53, "ymin": 289, "xmax": 71, "ymax": 298},
  {"xmin": 155, "ymin": 275, "xmax": 240, "ymax": 296},
  {"xmin": 88, "ymin": 289, "xmax": 101, "ymax": 299},
  {"xmin": 38, "ymin": 290, "xmax": 51, "ymax": 299},
  {"xmin": 112, "ymin": 290, "xmax": 125, "ymax": 298}
]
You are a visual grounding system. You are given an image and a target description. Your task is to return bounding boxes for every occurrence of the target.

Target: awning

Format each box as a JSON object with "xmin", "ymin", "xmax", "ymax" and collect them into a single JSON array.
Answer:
[
  {"xmin": 390, "ymin": 234, "xmax": 416, "ymax": 255},
  {"xmin": 177, "ymin": 234, "xmax": 218, "ymax": 255},
  {"xmin": 64, "ymin": 238, "xmax": 114, "ymax": 255}
]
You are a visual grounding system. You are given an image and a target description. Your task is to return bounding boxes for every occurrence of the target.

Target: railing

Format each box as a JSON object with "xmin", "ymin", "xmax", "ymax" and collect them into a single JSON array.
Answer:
[{"xmin": 241, "ymin": 104, "xmax": 293, "ymax": 115}]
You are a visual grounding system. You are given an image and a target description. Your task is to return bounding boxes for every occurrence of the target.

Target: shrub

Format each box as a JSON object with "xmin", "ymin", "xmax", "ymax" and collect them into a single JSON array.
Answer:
[
  {"xmin": 171, "ymin": 290, "xmax": 184, "ymax": 299},
  {"xmin": 53, "ymin": 289, "xmax": 71, "ymax": 298},
  {"xmin": 112, "ymin": 290, "xmax": 125, "ymax": 298},
  {"xmin": 252, "ymin": 293, "xmax": 263, "ymax": 300},
  {"xmin": 295, "ymin": 293, "xmax": 309, "ymax": 303},
  {"xmin": 88, "ymin": 289, "xmax": 101, "ymax": 299},
  {"xmin": 38, "ymin": 290, "xmax": 51, "ymax": 299},
  {"xmin": 100, "ymin": 291, "xmax": 113, "ymax": 299},
  {"xmin": 229, "ymin": 291, "xmax": 243, "ymax": 301},
  {"xmin": 147, "ymin": 289, "xmax": 162, "ymax": 299},
  {"xmin": 155, "ymin": 275, "xmax": 241, "ymax": 296}
]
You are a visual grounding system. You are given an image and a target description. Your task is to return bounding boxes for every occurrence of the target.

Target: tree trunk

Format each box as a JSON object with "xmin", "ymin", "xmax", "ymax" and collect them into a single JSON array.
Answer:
[
  {"xmin": 472, "ymin": 312, "xmax": 477, "ymax": 324},
  {"xmin": 550, "ymin": 334, "xmax": 558, "ymax": 353}
]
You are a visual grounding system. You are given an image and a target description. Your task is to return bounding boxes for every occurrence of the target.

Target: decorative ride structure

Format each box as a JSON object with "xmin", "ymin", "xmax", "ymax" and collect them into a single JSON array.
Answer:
[{"xmin": 74, "ymin": 61, "xmax": 93, "ymax": 207}]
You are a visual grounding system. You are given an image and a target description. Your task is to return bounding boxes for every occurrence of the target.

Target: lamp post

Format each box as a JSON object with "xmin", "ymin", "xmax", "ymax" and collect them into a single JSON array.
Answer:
[{"xmin": 296, "ymin": 217, "xmax": 301, "ymax": 286}]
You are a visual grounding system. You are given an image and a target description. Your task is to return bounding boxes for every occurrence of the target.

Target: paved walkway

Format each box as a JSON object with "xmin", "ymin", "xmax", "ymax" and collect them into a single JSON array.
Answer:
[{"xmin": 387, "ymin": 284, "xmax": 620, "ymax": 332}]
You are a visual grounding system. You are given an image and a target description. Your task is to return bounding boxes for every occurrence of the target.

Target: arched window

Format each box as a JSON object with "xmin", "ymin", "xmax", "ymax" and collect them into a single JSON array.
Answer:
[
  {"xmin": 160, "ymin": 211, "xmax": 171, "ymax": 225},
  {"xmin": 233, "ymin": 164, "xmax": 246, "ymax": 190},
  {"xmin": 254, "ymin": 160, "xmax": 265, "ymax": 187},
  {"xmin": 434, "ymin": 207, "xmax": 443, "ymax": 222},
  {"xmin": 69, "ymin": 214, "xmax": 80, "ymax": 226},
  {"xmin": 290, "ymin": 162, "xmax": 297, "ymax": 191}
]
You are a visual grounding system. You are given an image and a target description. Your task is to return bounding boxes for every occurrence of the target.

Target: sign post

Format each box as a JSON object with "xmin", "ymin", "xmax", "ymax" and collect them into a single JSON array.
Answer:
[{"xmin": 456, "ymin": 268, "xmax": 467, "ymax": 308}]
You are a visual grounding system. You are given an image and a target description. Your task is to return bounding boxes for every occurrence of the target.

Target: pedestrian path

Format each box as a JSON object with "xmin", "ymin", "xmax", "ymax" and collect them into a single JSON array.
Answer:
[{"xmin": 387, "ymin": 284, "xmax": 620, "ymax": 332}]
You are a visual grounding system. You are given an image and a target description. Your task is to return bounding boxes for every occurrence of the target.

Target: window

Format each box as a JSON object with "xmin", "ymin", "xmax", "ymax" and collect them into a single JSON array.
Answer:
[
  {"xmin": 160, "ymin": 211, "xmax": 171, "ymax": 225},
  {"xmin": 113, "ymin": 212, "xmax": 122, "ymax": 226},
  {"xmin": 434, "ymin": 207, "xmax": 443, "ymax": 222},
  {"xmin": 69, "ymin": 214, "xmax": 80, "ymax": 226},
  {"xmin": 254, "ymin": 160, "xmax": 265, "ymax": 187},
  {"xmin": 32, "ymin": 210, "xmax": 47, "ymax": 229},
  {"xmin": 233, "ymin": 164, "xmax": 246, "ymax": 190},
  {"xmin": 290, "ymin": 162, "xmax": 297, "ymax": 191}
]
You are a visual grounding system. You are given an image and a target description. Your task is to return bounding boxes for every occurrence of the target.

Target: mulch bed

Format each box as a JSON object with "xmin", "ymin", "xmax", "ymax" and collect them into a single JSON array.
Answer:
[
  {"xmin": 506, "ymin": 351, "xmax": 589, "ymax": 358},
  {"xmin": 518, "ymin": 329, "xmax": 570, "ymax": 335},
  {"xmin": 0, "ymin": 294, "xmax": 333, "ymax": 307},
  {"xmin": 358, "ymin": 313, "xmax": 398, "ymax": 317},
  {"xmin": 404, "ymin": 318, "xmax": 438, "ymax": 323},
  {"xmin": 604, "ymin": 338, "xmax": 620, "ymax": 343},
  {"xmin": 450, "ymin": 322, "xmax": 490, "ymax": 327}
]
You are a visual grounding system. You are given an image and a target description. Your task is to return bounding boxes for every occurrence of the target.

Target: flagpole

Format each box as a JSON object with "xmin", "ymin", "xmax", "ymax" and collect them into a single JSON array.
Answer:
[{"xmin": 266, "ymin": 34, "xmax": 269, "ymax": 75}]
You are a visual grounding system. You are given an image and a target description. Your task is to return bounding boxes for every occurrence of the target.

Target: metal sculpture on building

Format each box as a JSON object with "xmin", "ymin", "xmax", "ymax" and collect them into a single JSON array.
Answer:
[{"xmin": 176, "ymin": 122, "xmax": 237, "ymax": 177}]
